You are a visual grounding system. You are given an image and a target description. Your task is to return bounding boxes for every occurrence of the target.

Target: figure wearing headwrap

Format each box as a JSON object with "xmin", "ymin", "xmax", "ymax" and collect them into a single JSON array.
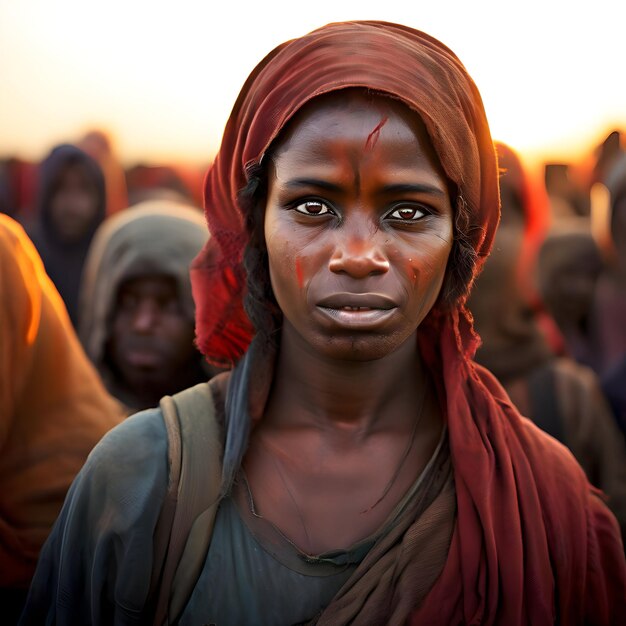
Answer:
[
  {"xmin": 78, "ymin": 201, "xmax": 215, "ymax": 412},
  {"xmin": 20, "ymin": 22, "xmax": 625, "ymax": 626},
  {"xmin": 25, "ymin": 144, "xmax": 107, "ymax": 327},
  {"xmin": 0, "ymin": 215, "xmax": 124, "ymax": 623}
]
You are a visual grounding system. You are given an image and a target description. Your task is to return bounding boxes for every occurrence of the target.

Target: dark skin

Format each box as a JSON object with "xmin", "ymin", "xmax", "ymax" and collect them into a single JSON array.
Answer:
[
  {"xmin": 107, "ymin": 275, "xmax": 203, "ymax": 410},
  {"xmin": 243, "ymin": 92, "xmax": 454, "ymax": 555},
  {"xmin": 49, "ymin": 163, "xmax": 100, "ymax": 243}
]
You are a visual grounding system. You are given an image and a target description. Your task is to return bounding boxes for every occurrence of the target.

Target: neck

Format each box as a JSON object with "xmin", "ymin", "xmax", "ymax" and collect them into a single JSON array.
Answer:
[{"xmin": 266, "ymin": 322, "xmax": 426, "ymax": 437}]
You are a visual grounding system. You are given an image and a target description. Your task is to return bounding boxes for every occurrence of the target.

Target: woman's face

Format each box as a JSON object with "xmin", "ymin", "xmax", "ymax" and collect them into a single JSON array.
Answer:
[{"xmin": 264, "ymin": 92, "xmax": 454, "ymax": 361}]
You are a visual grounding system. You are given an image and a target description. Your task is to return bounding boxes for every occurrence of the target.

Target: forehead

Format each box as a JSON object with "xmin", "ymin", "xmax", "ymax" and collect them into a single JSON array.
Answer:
[
  {"xmin": 118, "ymin": 274, "xmax": 178, "ymax": 295},
  {"xmin": 270, "ymin": 90, "xmax": 444, "ymax": 176}
]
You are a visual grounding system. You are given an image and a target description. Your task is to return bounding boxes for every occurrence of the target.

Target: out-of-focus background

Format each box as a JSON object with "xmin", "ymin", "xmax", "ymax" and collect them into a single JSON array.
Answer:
[{"xmin": 1, "ymin": 0, "xmax": 624, "ymax": 169}]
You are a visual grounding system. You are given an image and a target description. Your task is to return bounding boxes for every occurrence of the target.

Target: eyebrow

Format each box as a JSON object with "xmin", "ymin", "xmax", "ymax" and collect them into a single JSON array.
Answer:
[
  {"xmin": 379, "ymin": 183, "xmax": 447, "ymax": 197},
  {"xmin": 284, "ymin": 178, "xmax": 344, "ymax": 193},
  {"xmin": 282, "ymin": 178, "xmax": 446, "ymax": 197}
]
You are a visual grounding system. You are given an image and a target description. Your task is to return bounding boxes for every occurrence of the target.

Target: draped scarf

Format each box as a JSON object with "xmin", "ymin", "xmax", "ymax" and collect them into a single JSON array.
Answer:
[{"xmin": 190, "ymin": 21, "xmax": 625, "ymax": 625}]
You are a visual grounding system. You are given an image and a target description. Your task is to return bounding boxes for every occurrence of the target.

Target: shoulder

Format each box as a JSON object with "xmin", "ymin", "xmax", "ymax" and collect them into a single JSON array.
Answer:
[{"xmin": 82, "ymin": 407, "xmax": 169, "ymax": 498}]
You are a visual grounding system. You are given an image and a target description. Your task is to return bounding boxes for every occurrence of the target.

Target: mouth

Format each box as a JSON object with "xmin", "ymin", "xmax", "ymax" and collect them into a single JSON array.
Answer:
[{"xmin": 315, "ymin": 293, "xmax": 398, "ymax": 328}]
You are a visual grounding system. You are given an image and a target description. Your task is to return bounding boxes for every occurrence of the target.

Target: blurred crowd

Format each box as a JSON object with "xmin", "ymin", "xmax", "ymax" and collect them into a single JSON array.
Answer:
[{"xmin": 1, "ymin": 125, "xmax": 626, "ymax": 620}]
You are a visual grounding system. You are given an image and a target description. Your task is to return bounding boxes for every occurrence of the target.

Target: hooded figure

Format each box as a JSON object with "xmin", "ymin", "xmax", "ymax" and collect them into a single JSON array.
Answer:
[
  {"xmin": 26, "ymin": 144, "xmax": 106, "ymax": 327},
  {"xmin": 79, "ymin": 201, "xmax": 212, "ymax": 412},
  {"xmin": 0, "ymin": 215, "xmax": 124, "ymax": 623},
  {"xmin": 21, "ymin": 22, "xmax": 625, "ymax": 626}
]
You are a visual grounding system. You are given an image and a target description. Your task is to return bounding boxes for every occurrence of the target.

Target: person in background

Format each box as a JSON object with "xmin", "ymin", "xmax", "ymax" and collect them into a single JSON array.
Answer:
[
  {"xmin": 537, "ymin": 220, "xmax": 604, "ymax": 372},
  {"xmin": 469, "ymin": 143, "xmax": 626, "ymax": 536},
  {"xmin": 26, "ymin": 144, "xmax": 106, "ymax": 327},
  {"xmin": 78, "ymin": 129, "xmax": 128, "ymax": 216},
  {"xmin": 79, "ymin": 201, "xmax": 214, "ymax": 412},
  {"xmin": 590, "ymin": 152, "xmax": 626, "ymax": 375},
  {"xmin": 0, "ymin": 215, "xmax": 125, "ymax": 624}
]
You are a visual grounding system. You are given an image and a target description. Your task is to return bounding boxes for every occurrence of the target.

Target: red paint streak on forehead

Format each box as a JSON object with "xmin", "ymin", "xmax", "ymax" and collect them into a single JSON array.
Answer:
[
  {"xmin": 295, "ymin": 257, "xmax": 304, "ymax": 289},
  {"xmin": 364, "ymin": 116, "xmax": 389, "ymax": 151}
]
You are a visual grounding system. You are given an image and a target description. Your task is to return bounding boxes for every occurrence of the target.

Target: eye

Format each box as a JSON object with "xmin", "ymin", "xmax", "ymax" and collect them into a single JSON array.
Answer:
[
  {"xmin": 386, "ymin": 205, "xmax": 427, "ymax": 221},
  {"xmin": 293, "ymin": 200, "xmax": 334, "ymax": 216}
]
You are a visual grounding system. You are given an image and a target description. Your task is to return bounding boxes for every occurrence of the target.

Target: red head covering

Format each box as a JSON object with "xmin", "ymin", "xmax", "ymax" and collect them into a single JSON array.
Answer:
[
  {"xmin": 193, "ymin": 21, "xmax": 625, "ymax": 625},
  {"xmin": 192, "ymin": 20, "xmax": 499, "ymax": 368}
]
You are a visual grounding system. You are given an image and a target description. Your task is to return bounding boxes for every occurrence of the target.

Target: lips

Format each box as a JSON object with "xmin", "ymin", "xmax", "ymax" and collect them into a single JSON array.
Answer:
[
  {"xmin": 315, "ymin": 292, "xmax": 398, "ymax": 329},
  {"xmin": 316, "ymin": 292, "xmax": 397, "ymax": 310}
]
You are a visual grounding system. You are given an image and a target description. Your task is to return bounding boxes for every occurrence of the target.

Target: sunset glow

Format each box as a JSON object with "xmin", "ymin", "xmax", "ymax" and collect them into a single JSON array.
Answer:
[{"xmin": 1, "ymin": 0, "xmax": 623, "ymax": 169}]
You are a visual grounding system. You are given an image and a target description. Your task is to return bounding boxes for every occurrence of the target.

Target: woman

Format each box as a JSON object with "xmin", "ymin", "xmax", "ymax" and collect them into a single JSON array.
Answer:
[
  {"xmin": 21, "ymin": 21, "xmax": 625, "ymax": 625},
  {"xmin": 0, "ymin": 215, "xmax": 124, "ymax": 623}
]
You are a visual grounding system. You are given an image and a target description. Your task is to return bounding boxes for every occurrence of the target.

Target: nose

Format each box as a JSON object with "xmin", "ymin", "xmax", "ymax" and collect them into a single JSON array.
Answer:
[
  {"xmin": 328, "ymin": 224, "xmax": 390, "ymax": 278},
  {"xmin": 131, "ymin": 298, "xmax": 160, "ymax": 333}
]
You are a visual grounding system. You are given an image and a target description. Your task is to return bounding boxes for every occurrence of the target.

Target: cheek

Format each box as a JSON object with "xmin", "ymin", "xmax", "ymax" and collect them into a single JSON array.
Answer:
[{"xmin": 399, "ymin": 233, "xmax": 453, "ymax": 294}]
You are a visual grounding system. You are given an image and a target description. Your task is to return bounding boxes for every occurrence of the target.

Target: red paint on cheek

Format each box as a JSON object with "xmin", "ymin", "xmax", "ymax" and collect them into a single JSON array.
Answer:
[
  {"xmin": 405, "ymin": 258, "xmax": 418, "ymax": 284},
  {"xmin": 295, "ymin": 257, "xmax": 304, "ymax": 289}
]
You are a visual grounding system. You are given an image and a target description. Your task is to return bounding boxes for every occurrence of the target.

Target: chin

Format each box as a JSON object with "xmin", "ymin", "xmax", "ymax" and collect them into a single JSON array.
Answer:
[{"xmin": 312, "ymin": 331, "xmax": 412, "ymax": 362}]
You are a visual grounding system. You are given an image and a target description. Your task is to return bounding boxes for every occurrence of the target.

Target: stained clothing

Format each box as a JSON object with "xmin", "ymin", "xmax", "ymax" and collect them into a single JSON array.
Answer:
[
  {"xmin": 0, "ymin": 216, "xmax": 124, "ymax": 597},
  {"xmin": 20, "ymin": 20, "xmax": 626, "ymax": 625},
  {"xmin": 78, "ymin": 201, "xmax": 209, "ymax": 409},
  {"xmin": 20, "ymin": 391, "xmax": 454, "ymax": 625},
  {"xmin": 181, "ymin": 424, "xmax": 452, "ymax": 626},
  {"xmin": 25, "ymin": 144, "xmax": 106, "ymax": 326}
]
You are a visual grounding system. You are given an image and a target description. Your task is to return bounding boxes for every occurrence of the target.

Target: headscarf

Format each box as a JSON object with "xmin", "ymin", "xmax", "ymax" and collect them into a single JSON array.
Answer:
[
  {"xmin": 192, "ymin": 21, "xmax": 625, "ymax": 625},
  {"xmin": 192, "ymin": 20, "xmax": 499, "ymax": 368},
  {"xmin": 0, "ymin": 215, "xmax": 124, "ymax": 588},
  {"xmin": 78, "ymin": 201, "xmax": 208, "ymax": 388},
  {"xmin": 26, "ymin": 144, "xmax": 107, "ymax": 326}
]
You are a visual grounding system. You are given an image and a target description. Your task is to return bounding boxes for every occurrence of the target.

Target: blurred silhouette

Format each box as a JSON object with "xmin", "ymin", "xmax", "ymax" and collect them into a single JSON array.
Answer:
[
  {"xmin": 469, "ymin": 143, "xmax": 626, "ymax": 534},
  {"xmin": 589, "ymin": 152, "xmax": 626, "ymax": 376},
  {"xmin": 0, "ymin": 215, "xmax": 124, "ymax": 624},
  {"xmin": 0, "ymin": 158, "xmax": 38, "ymax": 221},
  {"xmin": 126, "ymin": 163, "xmax": 204, "ymax": 207},
  {"xmin": 537, "ymin": 219, "xmax": 604, "ymax": 372},
  {"xmin": 78, "ymin": 130, "xmax": 128, "ymax": 215},
  {"xmin": 25, "ymin": 144, "xmax": 106, "ymax": 327},
  {"xmin": 79, "ymin": 201, "xmax": 215, "ymax": 412},
  {"xmin": 545, "ymin": 162, "xmax": 589, "ymax": 219},
  {"xmin": 591, "ymin": 130, "xmax": 623, "ymax": 188}
]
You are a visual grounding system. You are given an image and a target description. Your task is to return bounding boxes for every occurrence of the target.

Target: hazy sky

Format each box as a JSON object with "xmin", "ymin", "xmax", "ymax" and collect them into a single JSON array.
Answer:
[{"xmin": 0, "ymin": 0, "xmax": 623, "ymax": 167}]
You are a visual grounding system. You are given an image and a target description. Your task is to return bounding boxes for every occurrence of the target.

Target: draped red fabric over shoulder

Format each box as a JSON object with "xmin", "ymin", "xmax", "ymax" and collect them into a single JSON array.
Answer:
[{"xmin": 191, "ymin": 20, "xmax": 625, "ymax": 624}]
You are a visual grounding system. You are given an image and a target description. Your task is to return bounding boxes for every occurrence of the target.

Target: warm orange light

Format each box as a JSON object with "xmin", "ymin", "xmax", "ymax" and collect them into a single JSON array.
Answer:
[{"xmin": 1, "ymin": 1, "xmax": 624, "ymax": 167}]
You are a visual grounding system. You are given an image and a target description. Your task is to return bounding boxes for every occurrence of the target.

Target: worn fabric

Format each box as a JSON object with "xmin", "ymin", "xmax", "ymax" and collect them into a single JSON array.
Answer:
[
  {"xmin": 25, "ymin": 144, "xmax": 106, "ymax": 326},
  {"xmin": 0, "ymin": 215, "xmax": 124, "ymax": 590},
  {"xmin": 179, "ymin": 427, "xmax": 452, "ymax": 626},
  {"xmin": 78, "ymin": 200, "xmax": 208, "ymax": 399},
  {"xmin": 190, "ymin": 20, "xmax": 625, "ymax": 624}
]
